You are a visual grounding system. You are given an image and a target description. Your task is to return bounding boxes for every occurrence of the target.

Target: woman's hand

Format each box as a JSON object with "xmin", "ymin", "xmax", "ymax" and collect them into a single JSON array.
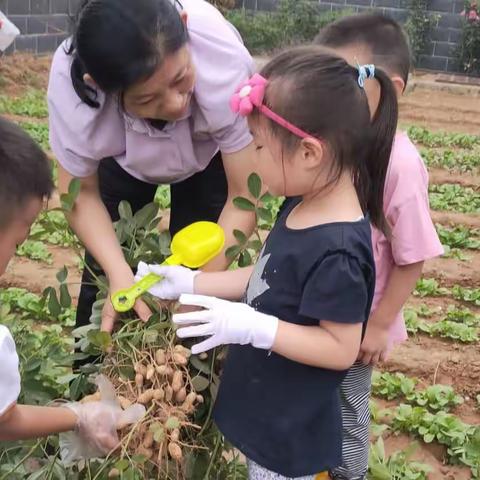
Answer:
[{"xmin": 102, "ymin": 268, "xmax": 152, "ymax": 332}]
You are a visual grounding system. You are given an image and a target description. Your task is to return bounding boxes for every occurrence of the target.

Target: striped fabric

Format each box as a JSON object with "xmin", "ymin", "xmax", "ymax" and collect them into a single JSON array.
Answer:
[
  {"xmin": 330, "ymin": 361, "xmax": 373, "ymax": 480},
  {"xmin": 247, "ymin": 460, "xmax": 329, "ymax": 479}
]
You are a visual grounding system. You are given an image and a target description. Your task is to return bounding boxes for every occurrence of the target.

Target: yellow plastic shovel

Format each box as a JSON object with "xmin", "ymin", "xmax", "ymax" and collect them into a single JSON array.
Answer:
[{"xmin": 111, "ymin": 221, "xmax": 225, "ymax": 313}]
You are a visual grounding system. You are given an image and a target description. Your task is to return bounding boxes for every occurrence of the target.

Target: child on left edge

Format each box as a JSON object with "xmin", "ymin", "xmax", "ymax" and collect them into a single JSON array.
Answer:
[{"xmin": 0, "ymin": 117, "xmax": 144, "ymax": 460}]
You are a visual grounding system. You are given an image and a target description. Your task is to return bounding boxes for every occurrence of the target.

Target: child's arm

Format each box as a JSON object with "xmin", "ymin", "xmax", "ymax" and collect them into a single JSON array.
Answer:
[
  {"xmin": 358, "ymin": 261, "xmax": 423, "ymax": 365},
  {"xmin": 273, "ymin": 320, "xmax": 362, "ymax": 370},
  {"xmin": 195, "ymin": 267, "xmax": 254, "ymax": 300},
  {"xmin": 172, "ymin": 252, "xmax": 369, "ymax": 366},
  {"xmin": 136, "ymin": 263, "xmax": 253, "ymax": 301},
  {"xmin": 0, "ymin": 404, "xmax": 77, "ymax": 441}
]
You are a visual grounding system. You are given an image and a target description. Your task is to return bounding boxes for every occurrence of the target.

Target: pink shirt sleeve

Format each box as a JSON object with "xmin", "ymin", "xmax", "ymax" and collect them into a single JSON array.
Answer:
[
  {"xmin": 385, "ymin": 133, "xmax": 444, "ymax": 265},
  {"xmin": 47, "ymin": 42, "xmax": 126, "ymax": 178},
  {"xmin": 187, "ymin": 1, "xmax": 254, "ymax": 154}
]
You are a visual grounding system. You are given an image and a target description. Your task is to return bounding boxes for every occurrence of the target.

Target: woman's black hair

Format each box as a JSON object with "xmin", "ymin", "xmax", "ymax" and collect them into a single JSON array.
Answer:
[
  {"xmin": 256, "ymin": 46, "xmax": 398, "ymax": 235},
  {"xmin": 67, "ymin": 0, "xmax": 188, "ymax": 108}
]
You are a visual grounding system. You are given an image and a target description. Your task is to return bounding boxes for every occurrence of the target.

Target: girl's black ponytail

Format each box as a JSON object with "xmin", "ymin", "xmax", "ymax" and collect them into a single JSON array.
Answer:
[{"xmin": 363, "ymin": 67, "xmax": 398, "ymax": 236}]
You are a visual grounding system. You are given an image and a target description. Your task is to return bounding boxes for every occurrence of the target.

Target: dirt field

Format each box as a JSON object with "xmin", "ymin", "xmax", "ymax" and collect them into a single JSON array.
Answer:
[{"xmin": 0, "ymin": 53, "xmax": 479, "ymax": 479}]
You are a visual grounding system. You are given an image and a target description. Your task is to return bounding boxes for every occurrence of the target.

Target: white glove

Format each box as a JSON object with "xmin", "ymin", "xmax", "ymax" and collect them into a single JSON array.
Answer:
[
  {"xmin": 60, "ymin": 375, "xmax": 145, "ymax": 464},
  {"xmin": 135, "ymin": 261, "xmax": 200, "ymax": 300},
  {"xmin": 0, "ymin": 12, "xmax": 20, "ymax": 52},
  {"xmin": 173, "ymin": 294, "xmax": 279, "ymax": 355}
]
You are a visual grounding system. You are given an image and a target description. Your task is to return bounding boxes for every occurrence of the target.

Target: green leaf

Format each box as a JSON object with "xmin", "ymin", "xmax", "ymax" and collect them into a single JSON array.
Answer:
[
  {"xmin": 59, "ymin": 284, "xmax": 71, "ymax": 309},
  {"xmin": 56, "ymin": 266, "xmax": 68, "ymax": 283},
  {"xmin": 248, "ymin": 239, "xmax": 263, "ymax": 252},
  {"xmin": 153, "ymin": 427, "xmax": 166, "ymax": 443},
  {"xmin": 68, "ymin": 178, "xmax": 81, "ymax": 199},
  {"xmin": 143, "ymin": 328, "xmax": 159, "ymax": 344},
  {"xmin": 118, "ymin": 365, "xmax": 135, "ymax": 381},
  {"xmin": 87, "ymin": 330, "xmax": 112, "ymax": 352},
  {"xmin": 257, "ymin": 207, "xmax": 273, "ymax": 223},
  {"xmin": 210, "ymin": 381, "xmax": 219, "ymax": 401},
  {"xmin": 132, "ymin": 454, "xmax": 149, "ymax": 464},
  {"xmin": 133, "ymin": 203, "xmax": 159, "ymax": 228},
  {"xmin": 248, "ymin": 172, "xmax": 262, "ymax": 199},
  {"xmin": 185, "ymin": 451, "xmax": 209, "ymax": 480},
  {"xmin": 423, "ymin": 433, "xmax": 435, "ymax": 443},
  {"xmin": 60, "ymin": 193, "xmax": 74, "ymax": 212},
  {"xmin": 189, "ymin": 355, "xmax": 212, "ymax": 375},
  {"xmin": 118, "ymin": 200, "xmax": 133, "ymax": 220},
  {"xmin": 233, "ymin": 196, "xmax": 256, "ymax": 211},
  {"xmin": 69, "ymin": 373, "xmax": 88, "ymax": 401},
  {"xmin": 165, "ymin": 416, "xmax": 181, "ymax": 430},
  {"xmin": 239, "ymin": 250, "xmax": 252, "ymax": 267},
  {"xmin": 225, "ymin": 245, "xmax": 241, "ymax": 260},
  {"xmin": 47, "ymin": 289, "xmax": 61, "ymax": 317},
  {"xmin": 115, "ymin": 459, "xmax": 130, "ymax": 472},
  {"xmin": 368, "ymin": 464, "xmax": 390, "ymax": 480},
  {"xmin": 149, "ymin": 421, "xmax": 163, "ymax": 432},
  {"xmin": 191, "ymin": 375, "xmax": 210, "ymax": 392},
  {"xmin": 24, "ymin": 358, "xmax": 42, "ymax": 372},
  {"xmin": 233, "ymin": 229, "xmax": 248, "ymax": 245}
]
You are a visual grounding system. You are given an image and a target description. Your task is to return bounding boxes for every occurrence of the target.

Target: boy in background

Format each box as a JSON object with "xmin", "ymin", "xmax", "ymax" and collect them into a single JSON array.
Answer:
[{"xmin": 315, "ymin": 14, "xmax": 443, "ymax": 480}]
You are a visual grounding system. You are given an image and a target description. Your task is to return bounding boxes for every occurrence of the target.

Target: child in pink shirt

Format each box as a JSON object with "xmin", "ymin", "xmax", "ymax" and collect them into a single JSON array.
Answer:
[{"xmin": 315, "ymin": 14, "xmax": 443, "ymax": 480}]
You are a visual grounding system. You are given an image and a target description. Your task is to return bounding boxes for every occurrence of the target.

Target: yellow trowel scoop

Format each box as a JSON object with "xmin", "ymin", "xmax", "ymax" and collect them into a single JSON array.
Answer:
[{"xmin": 111, "ymin": 221, "xmax": 225, "ymax": 313}]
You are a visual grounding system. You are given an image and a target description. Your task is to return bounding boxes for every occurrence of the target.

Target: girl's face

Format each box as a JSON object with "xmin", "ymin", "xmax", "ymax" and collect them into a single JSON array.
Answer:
[
  {"xmin": 123, "ymin": 45, "xmax": 196, "ymax": 122},
  {"xmin": 249, "ymin": 119, "xmax": 324, "ymax": 198}
]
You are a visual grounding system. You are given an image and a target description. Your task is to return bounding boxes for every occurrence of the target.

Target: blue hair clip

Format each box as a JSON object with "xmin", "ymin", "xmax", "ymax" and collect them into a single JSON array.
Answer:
[{"xmin": 357, "ymin": 64, "xmax": 375, "ymax": 88}]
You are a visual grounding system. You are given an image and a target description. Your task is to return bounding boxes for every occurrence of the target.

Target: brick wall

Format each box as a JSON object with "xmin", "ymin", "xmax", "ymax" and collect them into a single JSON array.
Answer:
[
  {"xmin": 1, "ymin": 0, "xmax": 466, "ymax": 72},
  {"xmin": 237, "ymin": 0, "xmax": 466, "ymax": 72},
  {"xmin": 0, "ymin": 0, "xmax": 79, "ymax": 54}
]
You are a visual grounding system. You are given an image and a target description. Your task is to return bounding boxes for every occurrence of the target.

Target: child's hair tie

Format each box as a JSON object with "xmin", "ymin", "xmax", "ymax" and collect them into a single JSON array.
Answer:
[
  {"xmin": 357, "ymin": 64, "xmax": 375, "ymax": 88},
  {"xmin": 230, "ymin": 73, "xmax": 313, "ymax": 140}
]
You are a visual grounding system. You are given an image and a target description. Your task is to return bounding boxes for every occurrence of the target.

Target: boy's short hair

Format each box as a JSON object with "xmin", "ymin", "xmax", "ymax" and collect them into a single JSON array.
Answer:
[
  {"xmin": 314, "ymin": 13, "xmax": 411, "ymax": 86},
  {"xmin": 0, "ymin": 117, "xmax": 54, "ymax": 228}
]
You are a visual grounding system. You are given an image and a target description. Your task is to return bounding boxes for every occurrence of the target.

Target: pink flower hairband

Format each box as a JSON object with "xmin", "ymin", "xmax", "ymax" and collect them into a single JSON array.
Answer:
[
  {"xmin": 230, "ymin": 67, "xmax": 376, "ymax": 139},
  {"xmin": 229, "ymin": 73, "xmax": 312, "ymax": 139}
]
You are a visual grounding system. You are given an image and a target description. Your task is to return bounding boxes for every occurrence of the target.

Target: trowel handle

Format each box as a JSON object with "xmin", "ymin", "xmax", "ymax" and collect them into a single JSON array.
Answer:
[
  {"xmin": 129, "ymin": 272, "xmax": 163, "ymax": 298},
  {"xmin": 111, "ymin": 254, "xmax": 181, "ymax": 312}
]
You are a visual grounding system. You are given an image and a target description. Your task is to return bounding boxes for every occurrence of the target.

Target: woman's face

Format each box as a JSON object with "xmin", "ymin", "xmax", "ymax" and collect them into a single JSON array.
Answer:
[{"xmin": 123, "ymin": 45, "xmax": 195, "ymax": 122}]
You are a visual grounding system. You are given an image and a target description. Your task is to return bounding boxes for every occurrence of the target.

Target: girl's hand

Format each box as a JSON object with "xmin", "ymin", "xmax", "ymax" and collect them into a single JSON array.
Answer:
[
  {"xmin": 60, "ymin": 376, "xmax": 145, "ymax": 463},
  {"xmin": 172, "ymin": 294, "xmax": 279, "ymax": 354},
  {"xmin": 357, "ymin": 318, "xmax": 390, "ymax": 365},
  {"xmin": 134, "ymin": 262, "xmax": 200, "ymax": 300}
]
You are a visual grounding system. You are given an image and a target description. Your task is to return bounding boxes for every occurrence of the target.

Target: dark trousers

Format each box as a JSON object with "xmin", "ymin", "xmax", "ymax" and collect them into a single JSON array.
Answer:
[{"xmin": 75, "ymin": 152, "xmax": 227, "ymax": 329}]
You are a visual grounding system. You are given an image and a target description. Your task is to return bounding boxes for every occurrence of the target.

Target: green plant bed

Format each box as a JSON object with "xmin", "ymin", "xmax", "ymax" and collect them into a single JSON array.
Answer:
[{"xmin": 226, "ymin": 0, "xmax": 351, "ymax": 54}]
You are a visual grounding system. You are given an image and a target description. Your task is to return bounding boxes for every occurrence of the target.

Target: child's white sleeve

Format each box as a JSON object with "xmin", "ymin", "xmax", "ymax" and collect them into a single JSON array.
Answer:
[
  {"xmin": 0, "ymin": 325, "xmax": 21, "ymax": 416},
  {"xmin": 0, "ymin": 12, "xmax": 20, "ymax": 52}
]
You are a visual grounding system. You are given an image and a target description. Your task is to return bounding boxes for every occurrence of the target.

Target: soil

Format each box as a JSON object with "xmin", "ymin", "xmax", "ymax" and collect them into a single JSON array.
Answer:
[
  {"xmin": 429, "ymin": 169, "xmax": 479, "ymax": 189},
  {"xmin": 423, "ymin": 251, "xmax": 480, "ymax": 287},
  {"xmin": 0, "ymin": 246, "xmax": 82, "ymax": 302},
  {"xmin": 431, "ymin": 211, "xmax": 480, "ymax": 230},
  {"xmin": 382, "ymin": 433, "xmax": 472, "ymax": 480},
  {"xmin": 400, "ymin": 85, "xmax": 480, "ymax": 134},
  {"xmin": 0, "ymin": 53, "xmax": 51, "ymax": 96},
  {"xmin": 385, "ymin": 336, "xmax": 480, "ymax": 399}
]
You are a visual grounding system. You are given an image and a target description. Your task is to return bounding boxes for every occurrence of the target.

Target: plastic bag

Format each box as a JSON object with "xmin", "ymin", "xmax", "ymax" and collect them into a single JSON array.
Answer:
[{"xmin": 0, "ymin": 11, "xmax": 20, "ymax": 52}]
